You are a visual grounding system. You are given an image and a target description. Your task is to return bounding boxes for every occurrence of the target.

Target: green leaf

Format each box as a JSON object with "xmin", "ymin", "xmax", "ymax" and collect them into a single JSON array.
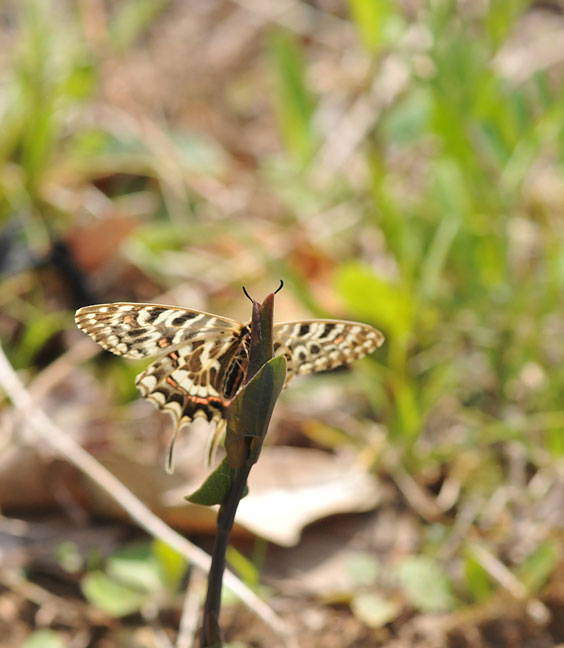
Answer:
[
  {"xmin": 267, "ymin": 30, "xmax": 317, "ymax": 165},
  {"xmin": 22, "ymin": 630, "xmax": 65, "ymax": 648},
  {"xmin": 186, "ymin": 457, "xmax": 239, "ymax": 506},
  {"xmin": 463, "ymin": 552, "xmax": 493, "ymax": 603},
  {"xmin": 12, "ymin": 312, "xmax": 67, "ymax": 368},
  {"xmin": 419, "ymin": 213, "xmax": 460, "ymax": 299},
  {"xmin": 103, "ymin": 358, "xmax": 147, "ymax": 405},
  {"xmin": 348, "ymin": 0, "xmax": 404, "ymax": 53},
  {"xmin": 351, "ymin": 593, "xmax": 401, "ymax": 628},
  {"xmin": 54, "ymin": 541, "xmax": 83, "ymax": 574},
  {"xmin": 335, "ymin": 262, "xmax": 412, "ymax": 342},
  {"xmin": 429, "ymin": 158, "xmax": 470, "ymax": 223},
  {"xmin": 153, "ymin": 539, "xmax": 188, "ymax": 593},
  {"xmin": 106, "ymin": 542, "xmax": 162, "ymax": 593},
  {"xmin": 346, "ymin": 552, "xmax": 380, "ymax": 586},
  {"xmin": 390, "ymin": 376, "xmax": 421, "ymax": 439},
  {"xmin": 225, "ymin": 355, "xmax": 287, "ymax": 466},
  {"xmin": 395, "ymin": 556, "xmax": 456, "ymax": 612},
  {"xmin": 82, "ymin": 571, "xmax": 146, "ymax": 617},
  {"xmin": 226, "ymin": 546, "xmax": 260, "ymax": 590},
  {"xmin": 545, "ymin": 426, "xmax": 564, "ymax": 457},
  {"xmin": 516, "ymin": 540, "xmax": 560, "ymax": 594},
  {"xmin": 108, "ymin": 0, "xmax": 171, "ymax": 51},
  {"xmin": 380, "ymin": 88, "xmax": 431, "ymax": 145},
  {"xmin": 485, "ymin": 0, "xmax": 529, "ymax": 47}
]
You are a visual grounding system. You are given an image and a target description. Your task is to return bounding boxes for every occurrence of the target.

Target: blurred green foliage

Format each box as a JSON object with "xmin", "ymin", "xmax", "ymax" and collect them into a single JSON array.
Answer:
[
  {"xmin": 81, "ymin": 539, "xmax": 187, "ymax": 617},
  {"xmin": 1, "ymin": 0, "xmax": 95, "ymax": 215},
  {"xmin": 265, "ymin": 0, "xmax": 564, "ymax": 612},
  {"xmin": 267, "ymin": 30, "xmax": 318, "ymax": 166},
  {"xmin": 22, "ymin": 630, "xmax": 65, "ymax": 648}
]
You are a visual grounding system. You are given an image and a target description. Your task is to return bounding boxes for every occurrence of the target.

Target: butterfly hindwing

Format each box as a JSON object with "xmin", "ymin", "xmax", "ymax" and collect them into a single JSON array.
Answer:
[
  {"xmin": 273, "ymin": 320, "xmax": 384, "ymax": 384},
  {"xmin": 135, "ymin": 335, "xmax": 246, "ymax": 468},
  {"xmin": 135, "ymin": 336, "xmax": 245, "ymax": 428}
]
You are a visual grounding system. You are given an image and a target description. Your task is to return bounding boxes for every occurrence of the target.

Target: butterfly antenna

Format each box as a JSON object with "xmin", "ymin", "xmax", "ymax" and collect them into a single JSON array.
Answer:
[
  {"xmin": 242, "ymin": 286, "xmax": 254, "ymax": 303},
  {"xmin": 242, "ymin": 280, "xmax": 283, "ymax": 302}
]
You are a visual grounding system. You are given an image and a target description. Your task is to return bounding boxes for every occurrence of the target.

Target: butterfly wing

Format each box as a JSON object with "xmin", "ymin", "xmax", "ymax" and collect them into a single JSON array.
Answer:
[
  {"xmin": 75, "ymin": 302, "xmax": 242, "ymax": 359},
  {"xmin": 75, "ymin": 303, "xmax": 245, "ymax": 466},
  {"xmin": 273, "ymin": 319, "xmax": 384, "ymax": 385}
]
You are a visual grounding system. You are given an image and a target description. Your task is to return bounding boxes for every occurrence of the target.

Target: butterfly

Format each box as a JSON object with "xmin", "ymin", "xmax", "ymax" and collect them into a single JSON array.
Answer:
[{"xmin": 75, "ymin": 301, "xmax": 384, "ymax": 465}]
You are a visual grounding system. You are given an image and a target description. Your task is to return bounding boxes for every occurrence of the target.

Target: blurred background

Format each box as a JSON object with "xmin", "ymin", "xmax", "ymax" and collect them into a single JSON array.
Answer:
[{"xmin": 2, "ymin": 0, "xmax": 564, "ymax": 646}]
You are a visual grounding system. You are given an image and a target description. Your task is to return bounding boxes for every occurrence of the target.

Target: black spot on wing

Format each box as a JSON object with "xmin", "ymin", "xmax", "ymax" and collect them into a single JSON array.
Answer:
[
  {"xmin": 146, "ymin": 308, "xmax": 168, "ymax": 324},
  {"xmin": 167, "ymin": 392, "xmax": 184, "ymax": 407},
  {"xmin": 299, "ymin": 324, "xmax": 309, "ymax": 336},
  {"xmin": 171, "ymin": 312, "xmax": 198, "ymax": 326},
  {"xmin": 202, "ymin": 405, "xmax": 215, "ymax": 422},
  {"xmin": 131, "ymin": 335, "xmax": 151, "ymax": 345},
  {"xmin": 319, "ymin": 324, "xmax": 335, "ymax": 339}
]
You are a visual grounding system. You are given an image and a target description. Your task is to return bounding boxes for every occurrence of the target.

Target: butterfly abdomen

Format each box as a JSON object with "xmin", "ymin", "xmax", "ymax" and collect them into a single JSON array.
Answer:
[{"xmin": 219, "ymin": 327, "xmax": 251, "ymax": 400}]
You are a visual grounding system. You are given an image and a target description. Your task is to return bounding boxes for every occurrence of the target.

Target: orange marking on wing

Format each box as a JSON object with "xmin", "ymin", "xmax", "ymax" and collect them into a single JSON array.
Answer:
[
  {"xmin": 165, "ymin": 376, "xmax": 228, "ymax": 409},
  {"xmin": 192, "ymin": 395, "xmax": 229, "ymax": 408},
  {"xmin": 165, "ymin": 375, "xmax": 189, "ymax": 395},
  {"xmin": 159, "ymin": 337, "xmax": 172, "ymax": 348},
  {"xmin": 334, "ymin": 335, "xmax": 345, "ymax": 344}
]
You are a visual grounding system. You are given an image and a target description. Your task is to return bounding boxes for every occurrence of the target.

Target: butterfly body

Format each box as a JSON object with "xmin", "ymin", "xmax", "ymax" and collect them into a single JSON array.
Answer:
[{"xmin": 75, "ymin": 302, "xmax": 384, "ymax": 458}]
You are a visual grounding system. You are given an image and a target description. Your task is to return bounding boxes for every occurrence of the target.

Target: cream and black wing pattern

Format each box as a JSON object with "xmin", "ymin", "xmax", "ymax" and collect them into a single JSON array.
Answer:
[
  {"xmin": 273, "ymin": 320, "xmax": 384, "ymax": 384},
  {"xmin": 75, "ymin": 302, "xmax": 384, "ymax": 463},
  {"xmin": 75, "ymin": 303, "xmax": 251, "ymax": 462}
]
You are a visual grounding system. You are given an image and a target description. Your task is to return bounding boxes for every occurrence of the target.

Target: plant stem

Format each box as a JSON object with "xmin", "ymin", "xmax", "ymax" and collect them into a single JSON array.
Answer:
[
  {"xmin": 200, "ymin": 288, "xmax": 283, "ymax": 646},
  {"xmin": 200, "ymin": 446, "xmax": 254, "ymax": 647}
]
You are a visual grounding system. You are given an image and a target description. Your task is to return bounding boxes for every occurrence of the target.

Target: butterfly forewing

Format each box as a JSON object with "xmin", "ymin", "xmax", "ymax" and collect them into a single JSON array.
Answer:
[
  {"xmin": 75, "ymin": 302, "xmax": 242, "ymax": 359},
  {"xmin": 273, "ymin": 320, "xmax": 384, "ymax": 384}
]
